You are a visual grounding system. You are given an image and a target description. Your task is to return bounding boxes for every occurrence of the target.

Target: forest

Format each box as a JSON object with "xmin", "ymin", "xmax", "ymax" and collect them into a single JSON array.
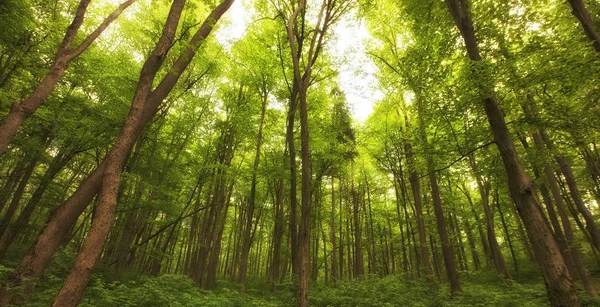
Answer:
[{"xmin": 0, "ymin": 0, "xmax": 599, "ymax": 306}]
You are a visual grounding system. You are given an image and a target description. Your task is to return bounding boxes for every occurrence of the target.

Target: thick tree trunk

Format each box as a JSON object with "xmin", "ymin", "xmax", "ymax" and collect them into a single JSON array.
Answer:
[
  {"xmin": 567, "ymin": 0, "xmax": 600, "ymax": 52},
  {"xmin": 446, "ymin": 1, "xmax": 579, "ymax": 305},
  {"xmin": 51, "ymin": 1, "xmax": 193, "ymax": 303}
]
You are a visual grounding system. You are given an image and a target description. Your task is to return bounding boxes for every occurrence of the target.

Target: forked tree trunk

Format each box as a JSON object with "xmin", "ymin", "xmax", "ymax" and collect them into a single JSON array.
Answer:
[
  {"xmin": 445, "ymin": 0, "xmax": 579, "ymax": 305},
  {"xmin": 0, "ymin": 0, "xmax": 136, "ymax": 155}
]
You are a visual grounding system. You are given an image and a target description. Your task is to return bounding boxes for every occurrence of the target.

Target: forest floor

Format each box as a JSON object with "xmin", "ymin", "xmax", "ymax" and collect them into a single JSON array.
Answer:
[{"xmin": 3, "ymin": 252, "xmax": 600, "ymax": 307}]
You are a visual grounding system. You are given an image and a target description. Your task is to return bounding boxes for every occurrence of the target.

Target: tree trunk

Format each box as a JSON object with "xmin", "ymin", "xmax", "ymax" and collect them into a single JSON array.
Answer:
[
  {"xmin": 404, "ymin": 137, "xmax": 433, "ymax": 277},
  {"xmin": 567, "ymin": 0, "xmax": 600, "ymax": 52},
  {"xmin": 330, "ymin": 174, "xmax": 338, "ymax": 283},
  {"xmin": 0, "ymin": 0, "xmax": 136, "ymax": 155},
  {"xmin": 494, "ymin": 189, "xmax": 519, "ymax": 279},
  {"xmin": 240, "ymin": 81, "xmax": 267, "ymax": 294},
  {"xmin": 0, "ymin": 156, "xmax": 38, "ymax": 239},
  {"xmin": 446, "ymin": 1, "xmax": 579, "ymax": 305},
  {"xmin": 297, "ymin": 86, "xmax": 312, "ymax": 307},
  {"xmin": 469, "ymin": 154, "xmax": 511, "ymax": 279},
  {"xmin": 417, "ymin": 99, "xmax": 460, "ymax": 294}
]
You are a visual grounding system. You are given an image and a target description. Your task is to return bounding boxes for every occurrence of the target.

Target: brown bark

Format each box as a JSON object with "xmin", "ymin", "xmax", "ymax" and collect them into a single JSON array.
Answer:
[
  {"xmin": 284, "ymin": 0, "xmax": 337, "ymax": 303},
  {"xmin": 50, "ymin": 0, "xmax": 194, "ymax": 302},
  {"xmin": 546, "ymin": 163, "xmax": 597, "ymax": 296},
  {"xmin": 567, "ymin": 0, "xmax": 600, "ymax": 52},
  {"xmin": 0, "ymin": 0, "xmax": 136, "ymax": 155},
  {"xmin": 446, "ymin": 0, "xmax": 579, "ymax": 305}
]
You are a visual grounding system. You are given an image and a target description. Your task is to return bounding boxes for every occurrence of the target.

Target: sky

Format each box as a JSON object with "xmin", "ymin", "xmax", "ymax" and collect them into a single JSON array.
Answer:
[{"xmin": 216, "ymin": 0, "xmax": 383, "ymax": 123}]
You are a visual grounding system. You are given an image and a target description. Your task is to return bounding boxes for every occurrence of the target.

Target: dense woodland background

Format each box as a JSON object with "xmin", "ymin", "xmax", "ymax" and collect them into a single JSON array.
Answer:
[{"xmin": 0, "ymin": 0, "xmax": 600, "ymax": 306}]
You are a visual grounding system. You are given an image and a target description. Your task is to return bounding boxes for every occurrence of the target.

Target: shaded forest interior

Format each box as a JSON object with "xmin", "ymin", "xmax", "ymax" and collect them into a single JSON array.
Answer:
[{"xmin": 1, "ymin": 0, "xmax": 600, "ymax": 306}]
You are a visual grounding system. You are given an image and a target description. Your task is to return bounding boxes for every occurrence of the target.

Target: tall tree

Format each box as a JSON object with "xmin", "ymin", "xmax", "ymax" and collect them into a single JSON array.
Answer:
[{"xmin": 445, "ymin": 0, "xmax": 580, "ymax": 305}]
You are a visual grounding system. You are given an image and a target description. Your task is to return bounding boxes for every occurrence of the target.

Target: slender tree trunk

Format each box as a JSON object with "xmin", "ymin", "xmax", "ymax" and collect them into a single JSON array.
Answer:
[
  {"xmin": 494, "ymin": 189, "xmax": 519, "ymax": 279},
  {"xmin": 469, "ymin": 154, "xmax": 511, "ymax": 279},
  {"xmin": 271, "ymin": 177, "xmax": 284, "ymax": 294},
  {"xmin": 351, "ymin": 163, "xmax": 364, "ymax": 278},
  {"xmin": 0, "ymin": 150, "xmax": 72, "ymax": 260},
  {"xmin": 0, "ymin": 156, "xmax": 38, "ymax": 239},
  {"xmin": 416, "ymin": 99, "xmax": 460, "ymax": 294},
  {"xmin": 240, "ymin": 82, "xmax": 267, "ymax": 294},
  {"xmin": 330, "ymin": 174, "xmax": 338, "ymax": 283},
  {"xmin": 404, "ymin": 136, "xmax": 433, "ymax": 277},
  {"xmin": 286, "ymin": 87, "xmax": 299, "ymax": 277}
]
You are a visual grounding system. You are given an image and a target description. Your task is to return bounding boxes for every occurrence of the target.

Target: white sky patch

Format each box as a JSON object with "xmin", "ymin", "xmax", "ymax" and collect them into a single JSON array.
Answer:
[
  {"xmin": 215, "ymin": 0, "xmax": 254, "ymax": 49},
  {"xmin": 217, "ymin": 1, "xmax": 382, "ymax": 122},
  {"xmin": 331, "ymin": 16, "xmax": 383, "ymax": 123}
]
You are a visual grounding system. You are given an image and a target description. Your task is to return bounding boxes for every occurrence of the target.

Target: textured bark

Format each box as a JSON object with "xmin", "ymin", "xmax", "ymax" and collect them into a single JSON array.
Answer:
[
  {"xmin": 0, "ymin": 0, "xmax": 136, "ymax": 155},
  {"xmin": 567, "ymin": 0, "xmax": 600, "ymax": 52},
  {"xmin": 445, "ymin": 0, "xmax": 579, "ymax": 305}
]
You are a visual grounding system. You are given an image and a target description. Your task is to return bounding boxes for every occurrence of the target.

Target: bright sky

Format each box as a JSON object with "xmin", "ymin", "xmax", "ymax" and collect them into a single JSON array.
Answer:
[{"xmin": 216, "ymin": 0, "xmax": 382, "ymax": 122}]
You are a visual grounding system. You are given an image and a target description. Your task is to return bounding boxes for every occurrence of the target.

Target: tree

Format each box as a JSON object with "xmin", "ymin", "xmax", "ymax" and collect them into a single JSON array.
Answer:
[{"xmin": 0, "ymin": 0, "xmax": 136, "ymax": 155}]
